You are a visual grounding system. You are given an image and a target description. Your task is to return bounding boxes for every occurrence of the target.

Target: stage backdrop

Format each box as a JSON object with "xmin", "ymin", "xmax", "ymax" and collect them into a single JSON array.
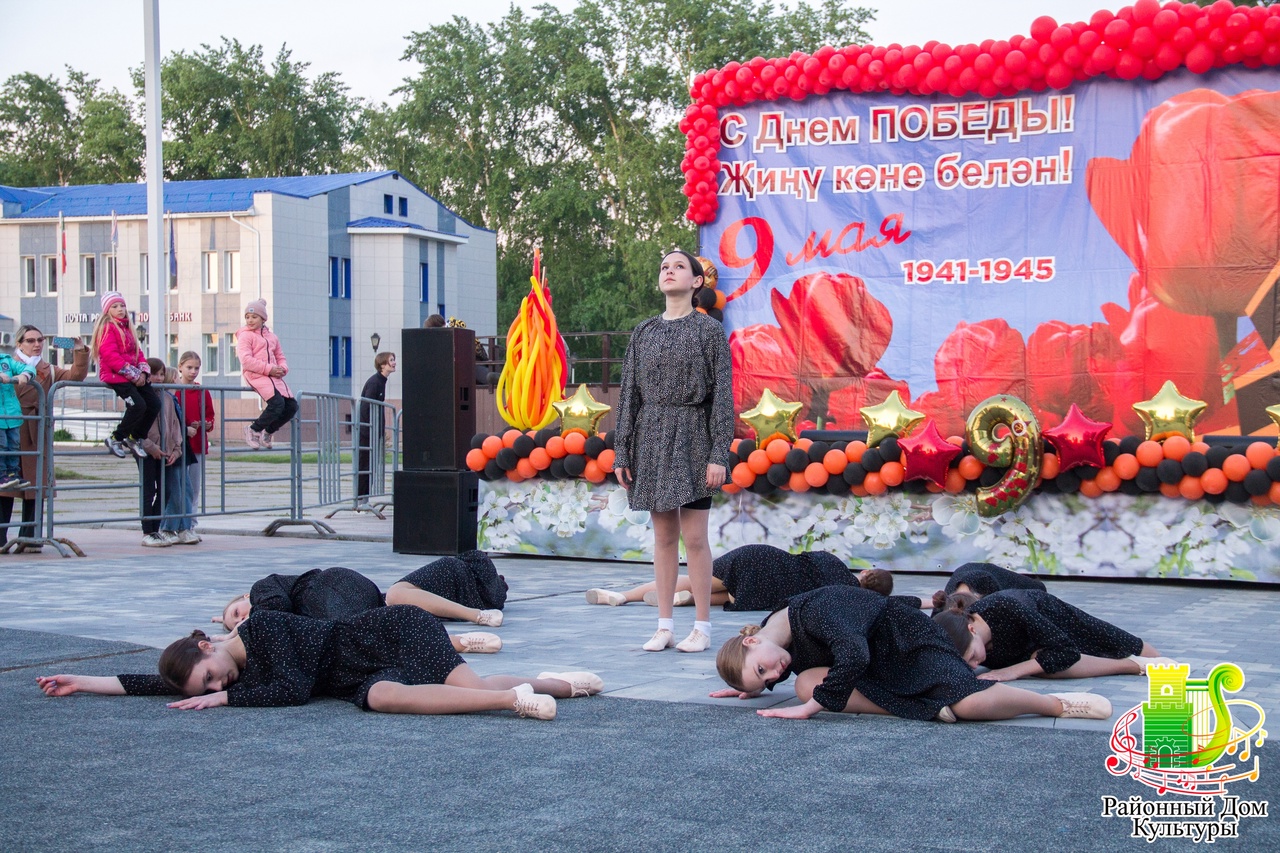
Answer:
[{"xmin": 702, "ymin": 69, "xmax": 1280, "ymax": 439}]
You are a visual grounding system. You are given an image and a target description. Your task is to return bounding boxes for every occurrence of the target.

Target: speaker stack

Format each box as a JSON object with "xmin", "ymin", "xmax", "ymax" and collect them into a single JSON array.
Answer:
[{"xmin": 393, "ymin": 327, "xmax": 480, "ymax": 555}]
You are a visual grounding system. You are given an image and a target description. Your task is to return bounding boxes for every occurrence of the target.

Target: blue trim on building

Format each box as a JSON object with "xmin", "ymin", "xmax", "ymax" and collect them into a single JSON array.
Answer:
[{"xmin": 346, "ymin": 216, "xmax": 429, "ymax": 231}]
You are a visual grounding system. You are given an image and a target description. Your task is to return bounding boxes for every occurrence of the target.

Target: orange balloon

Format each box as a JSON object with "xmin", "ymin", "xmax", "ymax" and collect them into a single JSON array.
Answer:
[
  {"xmin": 1135, "ymin": 441, "xmax": 1163, "ymax": 467},
  {"xmin": 1222, "ymin": 454, "xmax": 1251, "ymax": 482},
  {"xmin": 529, "ymin": 447, "xmax": 552, "ymax": 470},
  {"xmin": 563, "ymin": 431, "xmax": 587, "ymax": 456},
  {"xmin": 804, "ymin": 462, "xmax": 829, "ymax": 488},
  {"xmin": 714, "ymin": 289, "xmax": 726, "ymax": 310},
  {"xmin": 945, "ymin": 435, "xmax": 965, "ymax": 446},
  {"xmin": 721, "ymin": 482, "xmax": 741, "ymax": 494},
  {"xmin": 944, "ymin": 469, "xmax": 966, "ymax": 493},
  {"xmin": 1112, "ymin": 453, "xmax": 1139, "ymax": 480},
  {"xmin": 1158, "ymin": 482, "xmax": 1181, "ymax": 499},
  {"xmin": 850, "ymin": 484, "xmax": 869, "ymax": 497},
  {"xmin": 1270, "ymin": 481, "xmax": 1280, "ymax": 504},
  {"xmin": 1162, "ymin": 435, "xmax": 1191, "ymax": 461},
  {"xmin": 794, "ymin": 437, "xmax": 813, "ymax": 451},
  {"xmin": 862, "ymin": 472, "xmax": 886, "ymax": 495},
  {"xmin": 766, "ymin": 439, "xmax": 791, "ymax": 464},
  {"xmin": 747, "ymin": 449, "xmax": 771, "ymax": 475},
  {"xmin": 823, "ymin": 449, "xmax": 847, "ymax": 475},
  {"xmin": 1200, "ymin": 468, "xmax": 1228, "ymax": 494},
  {"xmin": 958, "ymin": 455, "xmax": 984, "ymax": 480},
  {"xmin": 1246, "ymin": 441, "xmax": 1275, "ymax": 470},
  {"xmin": 732, "ymin": 463, "xmax": 756, "ymax": 488},
  {"xmin": 584, "ymin": 460, "xmax": 605, "ymax": 483},
  {"xmin": 788, "ymin": 471, "xmax": 810, "ymax": 492},
  {"xmin": 845, "ymin": 440, "xmax": 867, "ymax": 463},
  {"xmin": 502, "ymin": 429, "xmax": 523, "ymax": 448},
  {"xmin": 731, "ymin": 438, "xmax": 742, "ymax": 454},
  {"xmin": 516, "ymin": 458, "xmax": 537, "ymax": 479},
  {"xmin": 1178, "ymin": 475, "xmax": 1204, "ymax": 501},
  {"xmin": 481, "ymin": 435, "xmax": 503, "ymax": 459},
  {"xmin": 1079, "ymin": 479, "xmax": 1103, "ymax": 498},
  {"xmin": 465, "ymin": 448, "xmax": 488, "ymax": 471},
  {"xmin": 545, "ymin": 435, "xmax": 567, "ymax": 458},
  {"xmin": 1253, "ymin": 493, "xmax": 1272, "ymax": 507},
  {"xmin": 595, "ymin": 448, "xmax": 615, "ymax": 471},
  {"xmin": 1040, "ymin": 452, "xmax": 1059, "ymax": 481},
  {"xmin": 506, "ymin": 469, "xmax": 525, "ymax": 483},
  {"xmin": 878, "ymin": 461, "xmax": 905, "ymax": 487},
  {"xmin": 1190, "ymin": 441, "xmax": 1211, "ymax": 455},
  {"xmin": 1095, "ymin": 467, "xmax": 1120, "ymax": 492}
]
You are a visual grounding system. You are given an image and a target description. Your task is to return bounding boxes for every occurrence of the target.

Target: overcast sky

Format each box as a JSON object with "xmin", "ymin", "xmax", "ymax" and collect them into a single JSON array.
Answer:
[{"xmin": 1, "ymin": 0, "xmax": 1114, "ymax": 104}]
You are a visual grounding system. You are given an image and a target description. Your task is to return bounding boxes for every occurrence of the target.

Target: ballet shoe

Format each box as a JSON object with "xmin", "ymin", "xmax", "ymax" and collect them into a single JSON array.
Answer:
[
  {"xmin": 1051, "ymin": 692, "xmax": 1113, "ymax": 720},
  {"xmin": 935, "ymin": 705, "xmax": 957, "ymax": 724},
  {"xmin": 585, "ymin": 588, "xmax": 627, "ymax": 606},
  {"xmin": 537, "ymin": 671, "xmax": 604, "ymax": 698},
  {"xmin": 1128, "ymin": 655, "xmax": 1178, "ymax": 671},
  {"xmin": 675, "ymin": 629, "xmax": 710, "ymax": 653},
  {"xmin": 512, "ymin": 683, "xmax": 557, "ymax": 720},
  {"xmin": 642, "ymin": 629, "xmax": 675, "ymax": 651},
  {"xmin": 476, "ymin": 609, "xmax": 504, "ymax": 627},
  {"xmin": 456, "ymin": 632, "xmax": 502, "ymax": 653},
  {"xmin": 642, "ymin": 590, "xmax": 693, "ymax": 607}
]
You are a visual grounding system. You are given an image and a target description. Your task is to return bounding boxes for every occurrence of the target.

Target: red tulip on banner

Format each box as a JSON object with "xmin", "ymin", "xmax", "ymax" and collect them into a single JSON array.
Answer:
[{"xmin": 1025, "ymin": 320, "xmax": 1124, "ymax": 428}]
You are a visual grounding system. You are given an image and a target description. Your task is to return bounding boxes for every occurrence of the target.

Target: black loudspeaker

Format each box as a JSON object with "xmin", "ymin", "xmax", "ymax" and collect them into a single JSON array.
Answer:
[
  {"xmin": 393, "ymin": 470, "xmax": 479, "ymax": 555},
  {"xmin": 402, "ymin": 327, "xmax": 476, "ymax": 470}
]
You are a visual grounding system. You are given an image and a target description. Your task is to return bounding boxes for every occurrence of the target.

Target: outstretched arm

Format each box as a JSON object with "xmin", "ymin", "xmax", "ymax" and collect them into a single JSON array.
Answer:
[
  {"xmin": 757, "ymin": 698, "xmax": 825, "ymax": 720},
  {"xmin": 37, "ymin": 675, "xmax": 127, "ymax": 696}
]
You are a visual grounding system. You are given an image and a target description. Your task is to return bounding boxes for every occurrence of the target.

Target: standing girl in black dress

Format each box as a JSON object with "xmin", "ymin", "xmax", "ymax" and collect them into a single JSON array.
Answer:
[
  {"xmin": 613, "ymin": 251, "xmax": 734, "ymax": 653},
  {"xmin": 933, "ymin": 589, "xmax": 1172, "ymax": 682},
  {"xmin": 713, "ymin": 585, "xmax": 1112, "ymax": 722},
  {"xmin": 37, "ymin": 606, "xmax": 601, "ymax": 720}
]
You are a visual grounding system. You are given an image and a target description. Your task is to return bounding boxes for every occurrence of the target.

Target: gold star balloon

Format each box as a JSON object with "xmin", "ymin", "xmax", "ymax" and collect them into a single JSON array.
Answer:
[
  {"xmin": 552, "ymin": 383, "xmax": 612, "ymax": 437},
  {"xmin": 859, "ymin": 390, "xmax": 925, "ymax": 447},
  {"xmin": 1132, "ymin": 380, "xmax": 1207, "ymax": 441},
  {"xmin": 739, "ymin": 388, "xmax": 803, "ymax": 447},
  {"xmin": 1267, "ymin": 403, "xmax": 1280, "ymax": 434}
]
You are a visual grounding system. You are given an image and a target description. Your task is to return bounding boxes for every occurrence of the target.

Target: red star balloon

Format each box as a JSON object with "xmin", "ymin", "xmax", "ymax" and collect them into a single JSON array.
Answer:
[
  {"xmin": 898, "ymin": 419, "xmax": 962, "ymax": 488},
  {"xmin": 1042, "ymin": 404, "xmax": 1112, "ymax": 472}
]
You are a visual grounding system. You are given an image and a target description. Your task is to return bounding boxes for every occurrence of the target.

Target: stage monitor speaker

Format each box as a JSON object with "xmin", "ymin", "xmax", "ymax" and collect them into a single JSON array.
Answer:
[
  {"xmin": 402, "ymin": 327, "xmax": 476, "ymax": 470},
  {"xmin": 392, "ymin": 470, "xmax": 479, "ymax": 555}
]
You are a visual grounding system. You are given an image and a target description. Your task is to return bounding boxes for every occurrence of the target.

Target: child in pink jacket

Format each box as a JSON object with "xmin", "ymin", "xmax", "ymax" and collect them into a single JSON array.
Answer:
[
  {"xmin": 236, "ymin": 299, "xmax": 297, "ymax": 449},
  {"xmin": 92, "ymin": 291, "xmax": 160, "ymax": 458}
]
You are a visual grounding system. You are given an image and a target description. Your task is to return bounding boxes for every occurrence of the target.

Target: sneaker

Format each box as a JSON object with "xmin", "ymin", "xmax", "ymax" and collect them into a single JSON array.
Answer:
[
  {"xmin": 1051, "ymin": 692, "xmax": 1113, "ymax": 720},
  {"xmin": 1129, "ymin": 655, "xmax": 1179, "ymax": 672},
  {"xmin": 642, "ymin": 628, "xmax": 675, "ymax": 652},
  {"xmin": 10, "ymin": 480, "xmax": 32, "ymax": 491},
  {"xmin": 476, "ymin": 609, "xmax": 504, "ymax": 627},
  {"xmin": 456, "ymin": 632, "xmax": 502, "ymax": 653},
  {"xmin": 0, "ymin": 476, "xmax": 22, "ymax": 490},
  {"xmin": 512, "ymin": 683, "xmax": 556, "ymax": 720},
  {"xmin": 130, "ymin": 439, "xmax": 148, "ymax": 458},
  {"xmin": 242, "ymin": 424, "xmax": 263, "ymax": 450},
  {"xmin": 175, "ymin": 529, "xmax": 201, "ymax": 545},
  {"xmin": 104, "ymin": 437, "xmax": 128, "ymax": 458},
  {"xmin": 586, "ymin": 588, "xmax": 628, "ymax": 606},
  {"xmin": 141, "ymin": 533, "xmax": 171, "ymax": 548},
  {"xmin": 159, "ymin": 530, "xmax": 180, "ymax": 544},
  {"xmin": 676, "ymin": 629, "xmax": 711, "ymax": 653},
  {"xmin": 936, "ymin": 705, "xmax": 958, "ymax": 723},
  {"xmin": 642, "ymin": 590, "xmax": 694, "ymax": 607},
  {"xmin": 537, "ymin": 671, "xmax": 604, "ymax": 698},
  {"xmin": 260, "ymin": 431, "xmax": 274, "ymax": 449}
]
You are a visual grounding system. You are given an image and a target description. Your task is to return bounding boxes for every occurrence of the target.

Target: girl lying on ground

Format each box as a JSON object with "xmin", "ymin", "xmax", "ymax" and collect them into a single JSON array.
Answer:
[
  {"xmin": 37, "ymin": 606, "xmax": 601, "ymax": 720},
  {"xmin": 893, "ymin": 561, "xmax": 1048, "ymax": 611},
  {"xmin": 219, "ymin": 561, "xmax": 505, "ymax": 654},
  {"xmin": 585, "ymin": 544, "xmax": 895, "ymax": 610},
  {"xmin": 932, "ymin": 589, "xmax": 1174, "ymax": 682},
  {"xmin": 712, "ymin": 585, "xmax": 1111, "ymax": 722}
]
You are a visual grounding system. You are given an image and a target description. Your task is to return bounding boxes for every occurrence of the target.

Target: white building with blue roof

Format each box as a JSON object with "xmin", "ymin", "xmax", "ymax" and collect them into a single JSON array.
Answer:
[{"xmin": 0, "ymin": 171, "xmax": 497, "ymax": 403}]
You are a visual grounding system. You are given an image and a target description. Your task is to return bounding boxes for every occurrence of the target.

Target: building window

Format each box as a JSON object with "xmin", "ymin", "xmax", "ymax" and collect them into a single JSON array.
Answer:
[
  {"xmin": 329, "ymin": 257, "xmax": 339, "ymax": 298},
  {"xmin": 140, "ymin": 253, "xmax": 149, "ymax": 294},
  {"xmin": 420, "ymin": 262, "xmax": 429, "ymax": 303},
  {"xmin": 383, "ymin": 194, "xmax": 394, "ymax": 215},
  {"xmin": 341, "ymin": 258, "xmax": 351, "ymax": 299},
  {"xmin": 44, "ymin": 256, "xmax": 58, "ymax": 295},
  {"xmin": 342, "ymin": 336, "xmax": 352, "ymax": 377},
  {"xmin": 22, "ymin": 257, "xmax": 36, "ymax": 296},
  {"xmin": 104, "ymin": 254, "xmax": 116, "ymax": 290},
  {"xmin": 225, "ymin": 251, "xmax": 240, "ymax": 293},
  {"xmin": 398, "ymin": 197, "xmax": 407, "ymax": 217},
  {"xmin": 168, "ymin": 334, "xmax": 179, "ymax": 368},
  {"xmin": 202, "ymin": 252, "xmax": 218, "ymax": 293},
  {"xmin": 225, "ymin": 333, "xmax": 241, "ymax": 373},
  {"xmin": 82, "ymin": 255, "xmax": 97, "ymax": 295},
  {"xmin": 329, "ymin": 336, "xmax": 339, "ymax": 377},
  {"xmin": 203, "ymin": 333, "xmax": 218, "ymax": 375}
]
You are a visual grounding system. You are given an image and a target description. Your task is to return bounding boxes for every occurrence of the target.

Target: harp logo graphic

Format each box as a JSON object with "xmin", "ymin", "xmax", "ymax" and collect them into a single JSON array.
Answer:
[{"xmin": 1101, "ymin": 662, "xmax": 1269, "ymax": 843}]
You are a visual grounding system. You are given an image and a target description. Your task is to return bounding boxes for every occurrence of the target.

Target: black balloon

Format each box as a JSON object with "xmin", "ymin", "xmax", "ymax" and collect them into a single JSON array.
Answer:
[
  {"xmin": 825, "ymin": 478, "xmax": 849, "ymax": 495},
  {"xmin": 1203, "ymin": 490, "xmax": 1227, "ymax": 504},
  {"xmin": 878, "ymin": 436, "xmax": 901, "ymax": 462},
  {"xmin": 1055, "ymin": 470, "xmax": 1080, "ymax": 492},
  {"xmin": 549, "ymin": 458, "xmax": 567, "ymax": 479},
  {"xmin": 843, "ymin": 462, "xmax": 866, "ymax": 485},
  {"xmin": 1076, "ymin": 465, "xmax": 1099, "ymax": 481},
  {"xmin": 1118, "ymin": 478, "xmax": 1142, "ymax": 496},
  {"xmin": 1225, "ymin": 481, "xmax": 1250, "ymax": 503},
  {"xmin": 807, "ymin": 441, "xmax": 830, "ymax": 463},
  {"xmin": 766, "ymin": 464, "xmax": 791, "ymax": 487},
  {"xmin": 1135, "ymin": 467, "xmax": 1161, "ymax": 492},
  {"xmin": 603, "ymin": 431, "xmax": 615, "ymax": 450},
  {"xmin": 495, "ymin": 447, "xmax": 518, "ymax": 471},
  {"xmin": 1118, "ymin": 435, "xmax": 1142, "ymax": 455},
  {"xmin": 1181, "ymin": 451, "xmax": 1208, "ymax": 478},
  {"xmin": 785, "ymin": 448, "xmax": 809, "ymax": 473},
  {"xmin": 979, "ymin": 466, "xmax": 1004, "ymax": 488},
  {"xmin": 512, "ymin": 435, "xmax": 536, "ymax": 458},
  {"xmin": 1244, "ymin": 469, "xmax": 1271, "ymax": 496},
  {"xmin": 1102, "ymin": 441, "xmax": 1121, "ymax": 466},
  {"xmin": 563, "ymin": 454, "xmax": 586, "ymax": 477},
  {"xmin": 706, "ymin": 307, "xmax": 723, "ymax": 323},
  {"xmin": 1156, "ymin": 459, "xmax": 1183, "ymax": 485},
  {"xmin": 584, "ymin": 436, "xmax": 606, "ymax": 458},
  {"xmin": 1268, "ymin": 456, "xmax": 1280, "ymax": 482},
  {"xmin": 861, "ymin": 448, "xmax": 884, "ymax": 472},
  {"xmin": 483, "ymin": 460, "xmax": 503, "ymax": 481},
  {"xmin": 535, "ymin": 428, "xmax": 558, "ymax": 448},
  {"xmin": 470, "ymin": 433, "xmax": 488, "ymax": 450},
  {"xmin": 750, "ymin": 476, "xmax": 774, "ymax": 494},
  {"xmin": 1206, "ymin": 446, "xmax": 1232, "ymax": 469}
]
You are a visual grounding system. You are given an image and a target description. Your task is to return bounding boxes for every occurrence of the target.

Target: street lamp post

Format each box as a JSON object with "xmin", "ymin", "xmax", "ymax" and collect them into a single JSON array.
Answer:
[{"xmin": 371, "ymin": 332, "xmax": 381, "ymax": 353}]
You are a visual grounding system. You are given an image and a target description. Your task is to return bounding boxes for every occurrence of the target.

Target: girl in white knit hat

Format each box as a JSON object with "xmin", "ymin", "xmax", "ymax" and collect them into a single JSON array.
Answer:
[{"xmin": 236, "ymin": 299, "xmax": 298, "ymax": 449}]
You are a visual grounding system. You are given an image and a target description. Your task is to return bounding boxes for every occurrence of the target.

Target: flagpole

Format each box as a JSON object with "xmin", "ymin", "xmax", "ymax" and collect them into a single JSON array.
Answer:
[{"xmin": 143, "ymin": 0, "xmax": 166, "ymax": 359}]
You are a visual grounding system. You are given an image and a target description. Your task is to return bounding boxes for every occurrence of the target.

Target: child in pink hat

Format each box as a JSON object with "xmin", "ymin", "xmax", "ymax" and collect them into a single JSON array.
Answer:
[
  {"xmin": 236, "ymin": 299, "xmax": 297, "ymax": 449},
  {"xmin": 91, "ymin": 292, "xmax": 161, "ymax": 458}
]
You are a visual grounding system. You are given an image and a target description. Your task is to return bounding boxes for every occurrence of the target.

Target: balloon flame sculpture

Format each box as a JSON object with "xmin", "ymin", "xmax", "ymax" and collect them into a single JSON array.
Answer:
[{"xmin": 496, "ymin": 249, "xmax": 569, "ymax": 430}]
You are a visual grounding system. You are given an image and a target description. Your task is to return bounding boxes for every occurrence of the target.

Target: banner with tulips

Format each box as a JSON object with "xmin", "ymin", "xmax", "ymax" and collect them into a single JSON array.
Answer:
[{"xmin": 690, "ymin": 4, "xmax": 1280, "ymax": 441}]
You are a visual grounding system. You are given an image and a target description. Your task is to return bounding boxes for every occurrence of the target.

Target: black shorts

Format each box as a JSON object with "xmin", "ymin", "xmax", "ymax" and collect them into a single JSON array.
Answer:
[{"xmin": 682, "ymin": 497, "xmax": 713, "ymax": 511}]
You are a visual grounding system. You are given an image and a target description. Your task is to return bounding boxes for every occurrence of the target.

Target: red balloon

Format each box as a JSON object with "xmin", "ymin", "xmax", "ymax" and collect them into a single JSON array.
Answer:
[
  {"xmin": 925, "ymin": 67, "xmax": 948, "ymax": 90},
  {"xmin": 1132, "ymin": 0, "xmax": 1160, "ymax": 27},
  {"xmin": 1186, "ymin": 43, "xmax": 1216, "ymax": 73},
  {"xmin": 1130, "ymin": 27, "xmax": 1159, "ymax": 58},
  {"xmin": 1104, "ymin": 19, "xmax": 1133, "ymax": 47},
  {"xmin": 1050, "ymin": 26, "xmax": 1074, "ymax": 51},
  {"xmin": 898, "ymin": 420, "xmax": 963, "ymax": 489},
  {"xmin": 1152, "ymin": 9, "xmax": 1180, "ymax": 39},
  {"xmin": 1005, "ymin": 49, "xmax": 1028, "ymax": 73},
  {"xmin": 1115, "ymin": 52, "xmax": 1144, "ymax": 79},
  {"xmin": 974, "ymin": 52, "xmax": 995, "ymax": 76},
  {"xmin": 1045, "ymin": 62, "xmax": 1073, "ymax": 89},
  {"xmin": 1062, "ymin": 46, "xmax": 1084, "ymax": 68},
  {"xmin": 1155, "ymin": 44, "xmax": 1183, "ymax": 71},
  {"xmin": 1030, "ymin": 16, "xmax": 1058, "ymax": 41},
  {"xmin": 1225, "ymin": 12, "xmax": 1250, "ymax": 41},
  {"xmin": 1043, "ymin": 404, "xmax": 1112, "ymax": 471}
]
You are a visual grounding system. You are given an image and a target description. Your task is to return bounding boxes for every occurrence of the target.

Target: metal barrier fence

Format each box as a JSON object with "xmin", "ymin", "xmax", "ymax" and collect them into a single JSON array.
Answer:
[{"xmin": 0, "ymin": 379, "xmax": 399, "ymax": 557}]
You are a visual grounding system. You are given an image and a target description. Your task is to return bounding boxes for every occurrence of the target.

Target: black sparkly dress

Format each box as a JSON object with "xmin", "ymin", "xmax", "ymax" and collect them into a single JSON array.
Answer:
[
  {"xmin": 118, "ymin": 606, "xmax": 464, "ymax": 710},
  {"xmin": 713, "ymin": 545, "xmax": 856, "ymax": 611},
  {"xmin": 612, "ymin": 311, "xmax": 734, "ymax": 512},
  {"xmin": 250, "ymin": 567, "xmax": 385, "ymax": 620},
  {"xmin": 762, "ymin": 585, "xmax": 993, "ymax": 719},
  {"xmin": 395, "ymin": 550, "xmax": 508, "ymax": 615},
  {"xmin": 969, "ymin": 589, "xmax": 1144, "ymax": 674},
  {"xmin": 945, "ymin": 562, "xmax": 1046, "ymax": 597}
]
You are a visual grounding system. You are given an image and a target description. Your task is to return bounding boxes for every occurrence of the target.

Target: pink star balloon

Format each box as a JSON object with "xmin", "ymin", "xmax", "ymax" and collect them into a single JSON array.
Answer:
[
  {"xmin": 1043, "ymin": 404, "xmax": 1112, "ymax": 472},
  {"xmin": 898, "ymin": 419, "xmax": 962, "ymax": 488}
]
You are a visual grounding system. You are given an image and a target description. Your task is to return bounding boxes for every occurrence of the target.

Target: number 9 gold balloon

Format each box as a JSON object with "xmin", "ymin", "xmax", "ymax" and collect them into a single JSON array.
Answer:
[{"xmin": 965, "ymin": 395, "xmax": 1043, "ymax": 518}]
